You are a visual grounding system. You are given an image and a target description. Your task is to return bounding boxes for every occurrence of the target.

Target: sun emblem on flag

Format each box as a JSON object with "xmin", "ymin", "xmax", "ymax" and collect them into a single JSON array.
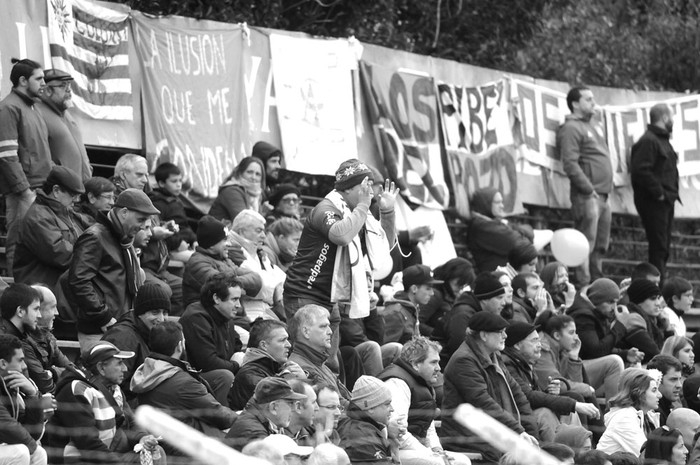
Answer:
[{"xmin": 50, "ymin": 0, "xmax": 72, "ymax": 41}]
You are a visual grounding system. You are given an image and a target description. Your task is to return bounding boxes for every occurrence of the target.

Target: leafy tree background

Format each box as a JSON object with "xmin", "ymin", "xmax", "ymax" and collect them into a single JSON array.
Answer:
[{"xmin": 111, "ymin": 0, "xmax": 700, "ymax": 91}]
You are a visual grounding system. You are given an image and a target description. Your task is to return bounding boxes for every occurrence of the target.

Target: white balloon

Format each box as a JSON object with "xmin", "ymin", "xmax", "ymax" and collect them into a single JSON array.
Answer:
[{"xmin": 551, "ymin": 228, "xmax": 590, "ymax": 267}]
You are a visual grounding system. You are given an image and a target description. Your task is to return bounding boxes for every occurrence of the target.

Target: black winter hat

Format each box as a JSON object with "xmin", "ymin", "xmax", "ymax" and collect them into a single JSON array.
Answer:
[
  {"xmin": 469, "ymin": 312, "xmax": 509, "ymax": 332},
  {"xmin": 627, "ymin": 278, "xmax": 661, "ymax": 305},
  {"xmin": 197, "ymin": 215, "xmax": 227, "ymax": 249},
  {"xmin": 269, "ymin": 184, "xmax": 301, "ymax": 207},
  {"xmin": 473, "ymin": 272, "xmax": 505, "ymax": 300},
  {"xmin": 134, "ymin": 282, "xmax": 171, "ymax": 316},
  {"xmin": 508, "ymin": 242, "xmax": 538, "ymax": 269},
  {"xmin": 505, "ymin": 322, "xmax": 537, "ymax": 347}
]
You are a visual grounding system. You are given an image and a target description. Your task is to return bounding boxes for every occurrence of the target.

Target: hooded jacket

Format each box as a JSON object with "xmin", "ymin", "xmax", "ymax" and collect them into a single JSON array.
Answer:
[
  {"xmin": 566, "ymin": 291, "xmax": 628, "ymax": 361},
  {"xmin": 13, "ymin": 189, "xmax": 91, "ymax": 288},
  {"xmin": 440, "ymin": 335, "xmax": 538, "ymax": 461},
  {"xmin": 209, "ymin": 183, "xmax": 251, "ymax": 224},
  {"xmin": 229, "ymin": 348, "xmax": 284, "ymax": 411},
  {"xmin": 631, "ymin": 124, "xmax": 679, "ymax": 202},
  {"xmin": 130, "ymin": 353, "xmax": 236, "ymax": 438},
  {"xmin": 511, "ymin": 296, "xmax": 536, "ymax": 324},
  {"xmin": 467, "ymin": 187, "xmax": 533, "ymax": 273},
  {"xmin": 101, "ymin": 311, "xmax": 151, "ymax": 395},
  {"xmin": 0, "ymin": 373, "xmax": 43, "ymax": 454},
  {"xmin": 337, "ymin": 401, "xmax": 400, "ymax": 465},
  {"xmin": 383, "ymin": 291, "xmax": 421, "ymax": 344},
  {"xmin": 252, "ymin": 141, "xmax": 282, "ymax": 189}
]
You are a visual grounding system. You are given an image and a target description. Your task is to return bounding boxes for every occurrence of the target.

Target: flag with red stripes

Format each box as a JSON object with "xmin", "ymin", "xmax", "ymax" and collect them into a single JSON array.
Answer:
[{"xmin": 47, "ymin": 0, "xmax": 132, "ymax": 120}]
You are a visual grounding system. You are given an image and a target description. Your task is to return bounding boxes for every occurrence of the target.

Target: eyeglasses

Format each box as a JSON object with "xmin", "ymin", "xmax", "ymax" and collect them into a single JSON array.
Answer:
[
  {"xmin": 98, "ymin": 193, "xmax": 115, "ymax": 201},
  {"xmin": 281, "ymin": 197, "xmax": 301, "ymax": 205},
  {"xmin": 318, "ymin": 404, "xmax": 344, "ymax": 413}
]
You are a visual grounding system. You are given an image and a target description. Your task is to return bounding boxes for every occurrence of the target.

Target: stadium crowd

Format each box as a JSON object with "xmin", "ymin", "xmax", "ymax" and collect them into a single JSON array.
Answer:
[{"xmin": 0, "ymin": 60, "xmax": 696, "ymax": 465}]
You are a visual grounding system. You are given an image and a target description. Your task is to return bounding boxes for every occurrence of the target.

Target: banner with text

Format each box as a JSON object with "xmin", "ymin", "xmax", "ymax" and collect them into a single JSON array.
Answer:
[
  {"xmin": 437, "ymin": 79, "xmax": 523, "ymax": 218},
  {"xmin": 359, "ymin": 61, "xmax": 449, "ymax": 210},
  {"xmin": 132, "ymin": 12, "xmax": 248, "ymax": 198}
]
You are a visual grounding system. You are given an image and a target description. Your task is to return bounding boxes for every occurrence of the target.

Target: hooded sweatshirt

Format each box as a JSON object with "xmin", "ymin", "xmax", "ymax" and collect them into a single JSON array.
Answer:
[{"xmin": 383, "ymin": 290, "xmax": 421, "ymax": 344}]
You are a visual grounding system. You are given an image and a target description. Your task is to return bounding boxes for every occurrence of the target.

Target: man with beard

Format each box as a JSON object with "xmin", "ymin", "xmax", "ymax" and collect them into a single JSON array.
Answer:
[
  {"xmin": 68, "ymin": 189, "xmax": 160, "ymax": 352},
  {"xmin": 0, "ymin": 59, "xmax": 51, "ymax": 274},
  {"xmin": 647, "ymin": 354, "xmax": 683, "ymax": 426},
  {"xmin": 36, "ymin": 69, "xmax": 91, "ymax": 182},
  {"xmin": 631, "ymin": 104, "xmax": 680, "ymax": 281}
]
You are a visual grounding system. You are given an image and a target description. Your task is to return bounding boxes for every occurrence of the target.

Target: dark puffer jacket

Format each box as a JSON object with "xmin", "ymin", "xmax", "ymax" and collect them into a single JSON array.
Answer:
[
  {"xmin": 337, "ymin": 402, "xmax": 400, "ymax": 465},
  {"xmin": 180, "ymin": 302, "xmax": 242, "ymax": 374}
]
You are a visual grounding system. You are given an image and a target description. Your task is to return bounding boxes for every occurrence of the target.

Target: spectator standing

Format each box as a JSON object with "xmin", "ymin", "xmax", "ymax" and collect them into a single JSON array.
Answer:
[
  {"xmin": 225, "ymin": 377, "xmax": 307, "ymax": 450},
  {"xmin": 439, "ymin": 312, "xmax": 539, "ymax": 462},
  {"xmin": 74, "ymin": 177, "xmax": 116, "ymax": 222},
  {"xmin": 630, "ymin": 104, "xmax": 679, "ymax": 281},
  {"xmin": 284, "ymin": 159, "xmax": 397, "ymax": 372},
  {"xmin": 337, "ymin": 375, "xmax": 401, "ymax": 465},
  {"xmin": 230, "ymin": 319, "xmax": 305, "ymax": 411},
  {"xmin": 0, "ymin": 59, "xmax": 51, "ymax": 275},
  {"xmin": 24, "ymin": 285, "xmax": 72, "ymax": 394},
  {"xmin": 130, "ymin": 321, "xmax": 236, "ymax": 445},
  {"xmin": 13, "ymin": 166, "xmax": 90, "ymax": 288},
  {"xmin": 180, "ymin": 273, "xmax": 245, "ymax": 406},
  {"xmin": 101, "ymin": 282, "xmax": 169, "ymax": 398},
  {"xmin": 558, "ymin": 86, "xmax": 613, "ymax": 285},
  {"xmin": 68, "ymin": 189, "xmax": 159, "ymax": 352},
  {"xmin": 36, "ymin": 69, "xmax": 91, "ymax": 182},
  {"xmin": 53, "ymin": 342, "xmax": 164, "ymax": 464},
  {"xmin": 0, "ymin": 334, "xmax": 47, "ymax": 465}
]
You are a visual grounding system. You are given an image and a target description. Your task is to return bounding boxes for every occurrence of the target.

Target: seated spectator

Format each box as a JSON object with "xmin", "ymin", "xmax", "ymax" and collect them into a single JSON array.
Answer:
[
  {"xmin": 434, "ymin": 271, "xmax": 506, "ymax": 365},
  {"xmin": 577, "ymin": 450, "xmax": 613, "ymax": 465},
  {"xmin": 337, "ymin": 375, "xmax": 401, "ymax": 464},
  {"xmin": 643, "ymin": 426, "xmax": 688, "ymax": 465},
  {"xmin": 230, "ymin": 319, "xmax": 306, "ymax": 411},
  {"xmin": 182, "ymin": 215, "xmax": 262, "ymax": 307},
  {"xmin": 209, "ymin": 156, "xmax": 266, "ymax": 223},
  {"xmin": 661, "ymin": 277, "xmax": 693, "ymax": 337},
  {"xmin": 647, "ymin": 355, "xmax": 683, "ymax": 426},
  {"xmin": 13, "ymin": 166, "xmax": 91, "ymax": 288},
  {"xmin": 130, "ymin": 321, "xmax": 236, "ymax": 446},
  {"xmin": 661, "ymin": 336, "xmax": 695, "ymax": 379},
  {"xmin": 24, "ymin": 285, "xmax": 72, "ymax": 394},
  {"xmin": 288, "ymin": 304, "xmax": 351, "ymax": 400},
  {"xmin": 384, "ymin": 264, "xmax": 442, "ymax": 344},
  {"xmin": 74, "ymin": 176, "xmax": 116, "ymax": 221},
  {"xmin": 666, "ymin": 408, "xmax": 700, "ymax": 463},
  {"xmin": 683, "ymin": 373, "xmax": 700, "ymax": 414},
  {"xmin": 502, "ymin": 321, "xmax": 599, "ymax": 442},
  {"xmin": 264, "ymin": 217, "xmax": 303, "ymax": 272},
  {"xmin": 379, "ymin": 336, "xmax": 470, "ymax": 465},
  {"xmin": 101, "ymin": 282, "xmax": 169, "ymax": 398},
  {"xmin": 149, "ymin": 162, "xmax": 196, "ymax": 251},
  {"xmin": 241, "ymin": 438, "xmax": 285, "ymax": 465},
  {"xmin": 554, "ymin": 424, "xmax": 593, "ymax": 455},
  {"xmin": 439, "ymin": 312, "xmax": 539, "ymax": 462},
  {"xmin": 306, "ymin": 442, "xmax": 351, "ymax": 465},
  {"xmin": 496, "ymin": 241, "xmax": 539, "ymax": 279},
  {"xmin": 618, "ymin": 262, "xmax": 661, "ymax": 305},
  {"xmin": 419, "ymin": 257, "xmax": 475, "ymax": 337},
  {"xmin": 312, "ymin": 384, "xmax": 342, "ymax": 445},
  {"xmin": 0, "ymin": 284, "xmax": 41, "ymax": 346},
  {"xmin": 54, "ymin": 342, "xmax": 164, "ymax": 464},
  {"xmin": 0, "ymin": 334, "xmax": 47, "ymax": 465},
  {"xmin": 266, "ymin": 184, "xmax": 302, "ymax": 224},
  {"xmin": 251, "ymin": 141, "xmax": 284, "ymax": 195},
  {"xmin": 623, "ymin": 279, "xmax": 666, "ymax": 362},
  {"xmin": 180, "ymin": 272, "xmax": 246, "ymax": 406},
  {"xmin": 225, "ymin": 377, "xmax": 307, "ymax": 450},
  {"xmin": 494, "ymin": 271, "xmax": 515, "ymax": 320},
  {"xmin": 466, "ymin": 187, "xmax": 533, "ymax": 273},
  {"xmin": 68, "ymin": 189, "xmax": 160, "ymax": 353},
  {"xmin": 540, "ymin": 443, "xmax": 575, "ymax": 464},
  {"xmin": 110, "ymin": 153, "xmax": 150, "ymax": 195},
  {"xmin": 607, "ymin": 452, "xmax": 640, "ymax": 465},
  {"xmin": 261, "ymin": 434, "xmax": 313, "ymax": 465},
  {"xmin": 511, "ymin": 272, "xmax": 550, "ymax": 324},
  {"xmin": 229, "ymin": 209, "xmax": 286, "ymax": 321},
  {"xmin": 340, "ymin": 302, "xmax": 400, "ymax": 377},
  {"xmin": 286, "ymin": 380, "xmax": 318, "ymax": 446},
  {"xmin": 540, "ymin": 261, "xmax": 576, "ymax": 310},
  {"xmin": 597, "ymin": 368, "xmax": 662, "ymax": 456}
]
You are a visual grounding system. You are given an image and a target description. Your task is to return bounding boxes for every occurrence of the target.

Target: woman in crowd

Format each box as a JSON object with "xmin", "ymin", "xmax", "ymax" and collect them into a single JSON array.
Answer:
[
  {"xmin": 419, "ymin": 257, "xmax": 475, "ymax": 337},
  {"xmin": 597, "ymin": 368, "xmax": 662, "ymax": 456},
  {"xmin": 643, "ymin": 426, "xmax": 688, "ymax": 465},
  {"xmin": 265, "ymin": 184, "xmax": 302, "ymax": 224},
  {"xmin": 493, "ymin": 271, "xmax": 514, "ymax": 320},
  {"xmin": 661, "ymin": 336, "xmax": 695, "ymax": 380},
  {"xmin": 209, "ymin": 156, "xmax": 266, "ymax": 223},
  {"xmin": 466, "ymin": 187, "xmax": 533, "ymax": 273},
  {"xmin": 540, "ymin": 261, "xmax": 577, "ymax": 311},
  {"xmin": 74, "ymin": 176, "xmax": 116, "ymax": 221}
]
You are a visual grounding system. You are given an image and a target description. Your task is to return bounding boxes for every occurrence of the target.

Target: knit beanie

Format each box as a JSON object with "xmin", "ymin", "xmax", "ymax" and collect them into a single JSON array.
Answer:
[
  {"xmin": 508, "ymin": 242, "xmax": 538, "ymax": 269},
  {"xmin": 587, "ymin": 278, "xmax": 621, "ymax": 306},
  {"xmin": 473, "ymin": 272, "xmax": 505, "ymax": 300},
  {"xmin": 505, "ymin": 322, "xmax": 537, "ymax": 347},
  {"xmin": 133, "ymin": 282, "xmax": 171, "ymax": 316},
  {"xmin": 334, "ymin": 159, "xmax": 373, "ymax": 191},
  {"xmin": 197, "ymin": 215, "xmax": 227, "ymax": 249},
  {"xmin": 627, "ymin": 278, "xmax": 661, "ymax": 305},
  {"xmin": 351, "ymin": 375, "xmax": 392, "ymax": 410},
  {"xmin": 269, "ymin": 184, "xmax": 301, "ymax": 207}
]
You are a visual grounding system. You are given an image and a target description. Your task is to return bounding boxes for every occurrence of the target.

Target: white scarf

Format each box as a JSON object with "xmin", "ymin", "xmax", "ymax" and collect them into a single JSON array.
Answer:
[{"xmin": 326, "ymin": 190, "xmax": 371, "ymax": 318}]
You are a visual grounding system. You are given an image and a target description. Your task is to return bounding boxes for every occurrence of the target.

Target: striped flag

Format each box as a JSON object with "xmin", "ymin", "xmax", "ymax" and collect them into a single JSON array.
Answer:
[{"xmin": 47, "ymin": 0, "xmax": 132, "ymax": 120}]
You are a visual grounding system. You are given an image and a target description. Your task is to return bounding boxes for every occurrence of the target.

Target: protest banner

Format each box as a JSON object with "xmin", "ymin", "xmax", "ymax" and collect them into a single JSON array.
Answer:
[
  {"xmin": 359, "ymin": 61, "xmax": 450, "ymax": 210},
  {"xmin": 132, "ymin": 12, "xmax": 249, "ymax": 197},
  {"xmin": 47, "ymin": 0, "xmax": 132, "ymax": 120},
  {"xmin": 269, "ymin": 34, "xmax": 359, "ymax": 175}
]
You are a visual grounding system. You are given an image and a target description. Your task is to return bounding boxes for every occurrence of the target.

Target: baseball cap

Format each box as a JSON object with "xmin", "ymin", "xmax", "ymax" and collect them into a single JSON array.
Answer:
[
  {"xmin": 402, "ymin": 265, "xmax": 443, "ymax": 288},
  {"xmin": 114, "ymin": 189, "xmax": 160, "ymax": 215},
  {"xmin": 84, "ymin": 342, "xmax": 135, "ymax": 366},
  {"xmin": 253, "ymin": 377, "xmax": 308, "ymax": 404}
]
